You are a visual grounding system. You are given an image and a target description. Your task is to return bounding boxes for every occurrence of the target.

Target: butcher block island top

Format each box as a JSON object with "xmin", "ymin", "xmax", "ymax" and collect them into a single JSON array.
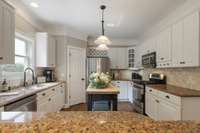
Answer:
[
  {"xmin": 0, "ymin": 112, "xmax": 200, "ymax": 132},
  {"xmin": 86, "ymin": 84, "xmax": 120, "ymax": 94}
]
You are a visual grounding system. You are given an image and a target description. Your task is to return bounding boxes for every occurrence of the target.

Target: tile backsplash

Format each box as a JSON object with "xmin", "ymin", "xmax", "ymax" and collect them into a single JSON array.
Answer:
[
  {"xmin": 143, "ymin": 68, "xmax": 200, "ymax": 91},
  {"xmin": 0, "ymin": 64, "xmax": 25, "ymax": 87}
]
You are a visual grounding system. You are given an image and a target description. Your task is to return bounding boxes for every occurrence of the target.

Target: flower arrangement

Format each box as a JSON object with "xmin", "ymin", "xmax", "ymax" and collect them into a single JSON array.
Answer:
[{"xmin": 89, "ymin": 72, "xmax": 111, "ymax": 89}]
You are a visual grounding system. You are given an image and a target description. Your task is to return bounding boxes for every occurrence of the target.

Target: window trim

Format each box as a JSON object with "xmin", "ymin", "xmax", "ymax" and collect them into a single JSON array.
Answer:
[{"xmin": 15, "ymin": 32, "xmax": 35, "ymax": 68}]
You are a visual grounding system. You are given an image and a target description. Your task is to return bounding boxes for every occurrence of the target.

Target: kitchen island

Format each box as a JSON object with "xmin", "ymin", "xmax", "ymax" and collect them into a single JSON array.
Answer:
[
  {"xmin": 0, "ymin": 111, "xmax": 200, "ymax": 133},
  {"xmin": 86, "ymin": 84, "xmax": 120, "ymax": 111}
]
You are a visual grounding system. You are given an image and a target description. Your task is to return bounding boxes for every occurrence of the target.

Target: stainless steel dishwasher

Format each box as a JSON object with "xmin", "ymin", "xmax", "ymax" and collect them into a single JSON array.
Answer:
[{"xmin": 4, "ymin": 95, "xmax": 37, "ymax": 111}]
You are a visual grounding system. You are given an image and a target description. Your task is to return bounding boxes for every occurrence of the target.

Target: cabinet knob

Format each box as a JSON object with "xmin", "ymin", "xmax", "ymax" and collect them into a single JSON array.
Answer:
[
  {"xmin": 52, "ymin": 88, "xmax": 55, "ymax": 91},
  {"xmin": 42, "ymin": 93, "xmax": 46, "ymax": 96},
  {"xmin": 149, "ymin": 89, "xmax": 152, "ymax": 92},
  {"xmin": 160, "ymin": 57, "xmax": 164, "ymax": 60},
  {"xmin": 165, "ymin": 95, "xmax": 170, "ymax": 99},
  {"xmin": 156, "ymin": 100, "xmax": 160, "ymax": 103},
  {"xmin": 180, "ymin": 61, "xmax": 186, "ymax": 64},
  {"xmin": 0, "ymin": 57, "xmax": 3, "ymax": 60},
  {"xmin": 48, "ymin": 98, "xmax": 51, "ymax": 101}
]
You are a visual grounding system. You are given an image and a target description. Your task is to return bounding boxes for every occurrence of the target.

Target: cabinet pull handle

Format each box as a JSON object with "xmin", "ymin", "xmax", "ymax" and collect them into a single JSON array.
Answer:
[
  {"xmin": 180, "ymin": 62, "xmax": 186, "ymax": 64},
  {"xmin": 42, "ymin": 93, "xmax": 46, "ymax": 96},
  {"xmin": 156, "ymin": 100, "xmax": 160, "ymax": 103},
  {"xmin": 0, "ymin": 57, "xmax": 3, "ymax": 60},
  {"xmin": 166, "ymin": 95, "xmax": 170, "ymax": 99},
  {"xmin": 160, "ymin": 57, "xmax": 164, "ymax": 60}
]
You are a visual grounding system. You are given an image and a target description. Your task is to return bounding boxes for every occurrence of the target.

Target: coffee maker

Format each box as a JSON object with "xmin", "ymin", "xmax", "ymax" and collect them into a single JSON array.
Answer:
[{"xmin": 43, "ymin": 70, "xmax": 55, "ymax": 82}]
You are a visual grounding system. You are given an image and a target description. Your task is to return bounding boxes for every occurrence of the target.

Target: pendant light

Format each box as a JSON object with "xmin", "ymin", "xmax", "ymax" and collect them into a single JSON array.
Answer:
[{"xmin": 95, "ymin": 5, "xmax": 111, "ymax": 51}]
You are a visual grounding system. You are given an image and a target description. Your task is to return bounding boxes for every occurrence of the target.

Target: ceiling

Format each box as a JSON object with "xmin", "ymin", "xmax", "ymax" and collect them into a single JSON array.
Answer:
[{"xmin": 10, "ymin": 0, "xmax": 186, "ymax": 40}]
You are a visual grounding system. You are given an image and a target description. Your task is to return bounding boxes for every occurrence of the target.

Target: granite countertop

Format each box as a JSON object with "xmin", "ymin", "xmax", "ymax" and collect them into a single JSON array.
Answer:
[
  {"xmin": 87, "ymin": 84, "xmax": 120, "ymax": 94},
  {"xmin": 0, "ymin": 111, "xmax": 200, "ymax": 132},
  {"xmin": 147, "ymin": 84, "xmax": 200, "ymax": 97},
  {"xmin": 0, "ymin": 82, "xmax": 64, "ymax": 107}
]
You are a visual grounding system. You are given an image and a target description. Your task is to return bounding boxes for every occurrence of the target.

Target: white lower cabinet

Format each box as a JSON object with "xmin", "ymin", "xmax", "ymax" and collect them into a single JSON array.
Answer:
[
  {"xmin": 37, "ymin": 84, "xmax": 65, "ymax": 112},
  {"xmin": 145, "ymin": 93, "xmax": 158, "ymax": 120},
  {"xmin": 145, "ymin": 87, "xmax": 200, "ymax": 121},
  {"xmin": 157, "ymin": 99, "xmax": 181, "ymax": 121},
  {"xmin": 112, "ymin": 81, "xmax": 133, "ymax": 102}
]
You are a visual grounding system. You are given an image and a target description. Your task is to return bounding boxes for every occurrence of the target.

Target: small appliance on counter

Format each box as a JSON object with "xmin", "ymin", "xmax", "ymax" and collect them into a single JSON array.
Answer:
[
  {"xmin": 132, "ymin": 73, "xmax": 166, "ymax": 115},
  {"xmin": 43, "ymin": 70, "xmax": 56, "ymax": 82},
  {"xmin": 37, "ymin": 76, "xmax": 46, "ymax": 84}
]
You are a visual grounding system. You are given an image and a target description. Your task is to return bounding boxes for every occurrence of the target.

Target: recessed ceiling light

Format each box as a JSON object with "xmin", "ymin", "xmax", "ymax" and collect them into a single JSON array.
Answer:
[
  {"xmin": 107, "ymin": 23, "xmax": 115, "ymax": 27},
  {"xmin": 30, "ymin": 2, "xmax": 39, "ymax": 8}
]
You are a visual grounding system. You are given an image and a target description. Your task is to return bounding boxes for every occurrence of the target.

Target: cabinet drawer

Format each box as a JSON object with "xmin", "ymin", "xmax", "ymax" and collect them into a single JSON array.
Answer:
[
  {"xmin": 37, "ymin": 88, "xmax": 54, "ymax": 100},
  {"xmin": 157, "ymin": 90, "xmax": 181, "ymax": 106},
  {"xmin": 146, "ymin": 87, "xmax": 159, "ymax": 96}
]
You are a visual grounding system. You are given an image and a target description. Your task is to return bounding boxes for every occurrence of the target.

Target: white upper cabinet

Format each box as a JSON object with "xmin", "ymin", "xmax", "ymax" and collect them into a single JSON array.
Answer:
[
  {"xmin": 108, "ymin": 47, "xmax": 128, "ymax": 69},
  {"xmin": 0, "ymin": 1, "xmax": 15, "ymax": 64},
  {"xmin": 172, "ymin": 11, "xmax": 200, "ymax": 67},
  {"xmin": 182, "ymin": 12, "xmax": 199, "ymax": 67},
  {"xmin": 156, "ymin": 27, "xmax": 172, "ymax": 68},
  {"xmin": 172, "ymin": 20, "xmax": 183, "ymax": 67},
  {"xmin": 36, "ymin": 33, "xmax": 56, "ymax": 67}
]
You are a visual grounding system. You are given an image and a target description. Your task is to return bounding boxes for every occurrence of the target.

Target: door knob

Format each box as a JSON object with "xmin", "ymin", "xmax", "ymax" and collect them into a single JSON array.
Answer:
[{"xmin": 81, "ymin": 78, "xmax": 85, "ymax": 81}]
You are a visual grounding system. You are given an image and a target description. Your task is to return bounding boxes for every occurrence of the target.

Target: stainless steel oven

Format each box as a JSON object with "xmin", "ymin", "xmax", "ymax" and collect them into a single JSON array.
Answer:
[
  {"xmin": 132, "ymin": 73, "xmax": 166, "ymax": 115},
  {"xmin": 132, "ymin": 83, "xmax": 145, "ymax": 114},
  {"xmin": 142, "ymin": 52, "xmax": 156, "ymax": 68}
]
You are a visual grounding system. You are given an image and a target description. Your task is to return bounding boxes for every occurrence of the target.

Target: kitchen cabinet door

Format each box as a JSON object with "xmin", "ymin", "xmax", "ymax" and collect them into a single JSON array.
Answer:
[
  {"xmin": 157, "ymin": 99, "xmax": 181, "ymax": 121},
  {"xmin": 37, "ymin": 98, "xmax": 50, "ymax": 112},
  {"xmin": 108, "ymin": 47, "xmax": 128, "ymax": 69},
  {"xmin": 48, "ymin": 36, "xmax": 56, "ymax": 67},
  {"xmin": 0, "ymin": 1, "xmax": 3, "ymax": 64},
  {"xmin": 118, "ymin": 48, "xmax": 128, "ymax": 69},
  {"xmin": 145, "ymin": 93, "xmax": 158, "ymax": 120},
  {"xmin": 157, "ymin": 27, "xmax": 172, "ymax": 68},
  {"xmin": 182, "ymin": 12, "xmax": 199, "ymax": 67},
  {"xmin": 172, "ymin": 11, "xmax": 200, "ymax": 67},
  {"xmin": 0, "ymin": 1, "xmax": 15, "ymax": 64},
  {"xmin": 108, "ymin": 48, "xmax": 118, "ymax": 69},
  {"xmin": 128, "ymin": 81, "xmax": 133, "ymax": 103},
  {"xmin": 172, "ymin": 20, "xmax": 183, "ymax": 67},
  {"xmin": 116, "ymin": 81, "xmax": 128, "ymax": 101},
  {"xmin": 36, "ymin": 33, "xmax": 56, "ymax": 67}
]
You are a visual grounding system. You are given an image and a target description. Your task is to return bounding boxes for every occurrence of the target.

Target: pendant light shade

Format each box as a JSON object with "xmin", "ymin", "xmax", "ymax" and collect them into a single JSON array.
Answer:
[
  {"xmin": 94, "ymin": 35, "xmax": 112, "ymax": 45},
  {"xmin": 96, "ymin": 44, "xmax": 109, "ymax": 51},
  {"xmin": 95, "ymin": 5, "xmax": 111, "ymax": 51}
]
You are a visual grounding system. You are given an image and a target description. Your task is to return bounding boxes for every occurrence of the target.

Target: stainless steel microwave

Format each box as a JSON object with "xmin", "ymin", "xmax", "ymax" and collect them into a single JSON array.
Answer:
[{"xmin": 142, "ymin": 52, "xmax": 156, "ymax": 68}]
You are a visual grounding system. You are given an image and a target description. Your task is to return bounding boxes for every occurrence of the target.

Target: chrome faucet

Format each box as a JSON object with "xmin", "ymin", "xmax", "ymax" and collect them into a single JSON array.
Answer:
[{"xmin": 24, "ymin": 67, "xmax": 35, "ymax": 87}]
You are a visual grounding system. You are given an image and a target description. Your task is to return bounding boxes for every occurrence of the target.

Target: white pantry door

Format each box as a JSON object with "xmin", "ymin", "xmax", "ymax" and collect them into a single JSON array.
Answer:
[{"xmin": 68, "ymin": 47, "xmax": 86, "ymax": 106}]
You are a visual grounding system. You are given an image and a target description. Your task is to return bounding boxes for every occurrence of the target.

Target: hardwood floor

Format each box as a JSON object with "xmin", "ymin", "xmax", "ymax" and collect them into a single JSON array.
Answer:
[{"xmin": 63, "ymin": 102, "xmax": 135, "ymax": 112}]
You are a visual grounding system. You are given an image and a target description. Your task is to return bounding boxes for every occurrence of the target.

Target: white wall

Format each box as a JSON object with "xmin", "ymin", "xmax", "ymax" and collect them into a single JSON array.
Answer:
[{"xmin": 55, "ymin": 36, "xmax": 87, "ymax": 81}]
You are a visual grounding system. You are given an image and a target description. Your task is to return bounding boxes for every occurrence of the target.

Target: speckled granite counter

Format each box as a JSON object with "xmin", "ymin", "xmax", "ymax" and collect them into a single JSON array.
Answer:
[
  {"xmin": 0, "ymin": 111, "xmax": 200, "ymax": 133},
  {"xmin": 0, "ymin": 82, "xmax": 64, "ymax": 107},
  {"xmin": 147, "ymin": 84, "xmax": 200, "ymax": 97}
]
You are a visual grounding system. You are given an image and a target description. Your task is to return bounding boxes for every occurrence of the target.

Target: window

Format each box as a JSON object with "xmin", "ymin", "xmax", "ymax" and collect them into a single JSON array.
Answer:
[{"xmin": 15, "ymin": 34, "xmax": 34, "ymax": 67}]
